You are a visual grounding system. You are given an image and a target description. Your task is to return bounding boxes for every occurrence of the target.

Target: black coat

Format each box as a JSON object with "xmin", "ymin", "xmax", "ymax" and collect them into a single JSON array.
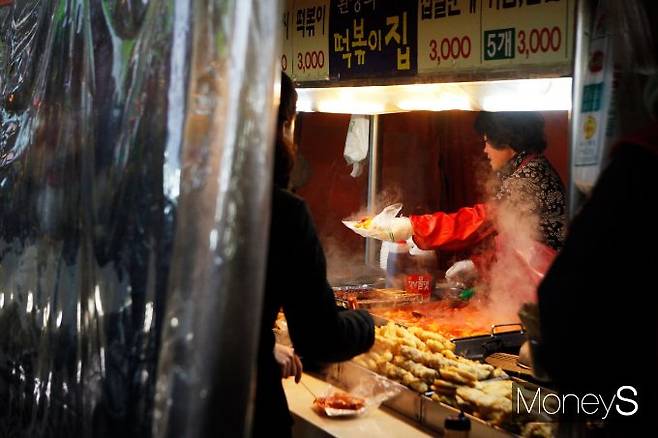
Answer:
[
  {"xmin": 253, "ymin": 187, "xmax": 375, "ymax": 436},
  {"xmin": 537, "ymin": 134, "xmax": 658, "ymax": 434}
]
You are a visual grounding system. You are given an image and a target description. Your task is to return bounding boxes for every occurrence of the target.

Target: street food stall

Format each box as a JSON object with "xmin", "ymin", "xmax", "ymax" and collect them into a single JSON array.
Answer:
[
  {"xmin": 278, "ymin": 0, "xmax": 590, "ymax": 436},
  {"xmin": 1, "ymin": 0, "xmax": 647, "ymax": 436}
]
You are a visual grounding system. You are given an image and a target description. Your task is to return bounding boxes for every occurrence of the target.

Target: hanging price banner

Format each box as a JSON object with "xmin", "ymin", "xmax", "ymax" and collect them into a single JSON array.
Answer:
[
  {"xmin": 291, "ymin": 0, "xmax": 330, "ymax": 81},
  {"xmin": 283, "ymin": 0, "xmax": 574, "ymax": 83},
  {"xmin": 482, "ymin": 0, "xmax": 573, "ymax": 68},
  {"xmin": 418, "ymin": 0, "xmax": 481, "ymax": 73},
  {"xmin": 281, "ymin": 0, "xmax": 294, "ymax": 75}
]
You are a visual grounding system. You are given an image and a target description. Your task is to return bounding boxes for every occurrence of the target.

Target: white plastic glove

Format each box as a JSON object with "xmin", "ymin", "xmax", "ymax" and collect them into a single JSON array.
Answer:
[
  {"xmin": 366, "ymin": 204, "xmax": 412, "ymax": 242},
  {"xmin": 445, "ymin": 259, "xmax": 477, "ymax": 286},
  {"xmin": 386, "ymin": 217, "xmax": 413, "ymax": 242},
  {"xmin": 344, "ymin": 203, "xmax": 412, "ymax": 242}
]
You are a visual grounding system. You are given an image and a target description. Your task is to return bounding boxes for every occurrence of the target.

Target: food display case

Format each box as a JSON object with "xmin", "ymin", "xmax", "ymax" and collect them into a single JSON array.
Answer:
[{"xmin": 324, "ymin": 321, "xmax": 553, "ymax": 437}]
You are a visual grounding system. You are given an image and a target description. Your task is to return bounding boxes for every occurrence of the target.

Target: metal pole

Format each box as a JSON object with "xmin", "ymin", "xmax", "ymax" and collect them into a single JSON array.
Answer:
[
  {"xmin": 365, "ymin": 114, "xmax": 381, "ymax": 267},
  {"xmin": 568, "ymin": 0, "xmax": 592, "ymax": 219}
]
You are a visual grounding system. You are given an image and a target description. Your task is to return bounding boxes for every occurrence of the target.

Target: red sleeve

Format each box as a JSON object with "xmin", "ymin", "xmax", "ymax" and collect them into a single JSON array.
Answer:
[{"xmin": 409, "ymin": 204, "xmax": 494, "ymax": 252}]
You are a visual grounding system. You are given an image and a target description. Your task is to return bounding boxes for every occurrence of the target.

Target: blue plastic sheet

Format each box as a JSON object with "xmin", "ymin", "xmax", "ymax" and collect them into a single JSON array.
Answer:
[{"xmin": 0, "ymin": 1, "xmax": 281, "ymax": 436}]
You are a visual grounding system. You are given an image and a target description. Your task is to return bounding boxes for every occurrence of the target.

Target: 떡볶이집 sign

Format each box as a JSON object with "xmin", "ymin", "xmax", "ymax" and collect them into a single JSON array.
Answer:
[
  {"xmin": 329, "ymin": 0, "xmax": 418, "ymax": 80},
  {"xmin": 284, "ymin": 0, "xmax": 574, "ymax": 83}
]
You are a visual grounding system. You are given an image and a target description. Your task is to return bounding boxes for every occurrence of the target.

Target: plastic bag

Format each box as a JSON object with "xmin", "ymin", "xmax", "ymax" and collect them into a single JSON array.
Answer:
[
  {"xmin": 344, "ymin": 114, "xmax": 370, "ymax": 177},
  {"xmin": 342, "ymin": 203, "xmax": 402, "ymax": 239},
  {"xmin": 314, "ymin": 372, "xmax": 402, "ymax": 418}
]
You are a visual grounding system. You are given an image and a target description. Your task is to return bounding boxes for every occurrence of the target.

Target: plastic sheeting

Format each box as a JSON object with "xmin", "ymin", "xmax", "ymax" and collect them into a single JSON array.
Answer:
[{"xmin": 0, "ymin": 1, "xmax": 281, "ymax": 437}]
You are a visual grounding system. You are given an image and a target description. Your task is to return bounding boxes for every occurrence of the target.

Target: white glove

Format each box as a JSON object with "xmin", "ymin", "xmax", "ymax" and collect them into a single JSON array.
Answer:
[
  {"xmin": 366, "ymin": 203, "xmax": 411, "ymax": 242},
  {"xmin": 445, "ymin": 259, "xmax": 477, "ymax": 285},
  {"xmin": 387, "ymin": 217, "xmax": 413, "ymax": 242}
]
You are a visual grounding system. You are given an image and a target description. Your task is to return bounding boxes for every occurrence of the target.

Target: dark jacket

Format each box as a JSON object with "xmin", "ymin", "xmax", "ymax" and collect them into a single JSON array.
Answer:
[
  {"xmin": 537, "ymin": 131, "xmax": 658, "ymax": 434},
  {"xmin": 253, "ymin": 187, "xmax": 375, "ymax": 437},
  {"xmin": 494, "ymin": 151, "xmax": 567, "ymax": 251}
]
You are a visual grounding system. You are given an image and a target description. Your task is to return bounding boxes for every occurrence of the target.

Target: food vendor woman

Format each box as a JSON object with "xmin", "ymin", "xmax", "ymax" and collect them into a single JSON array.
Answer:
[
  {"xmin": 383, "ymin": 111, "xmax": 567, "ymax": 280},
  {"xmin": 253, "ymin": 72, "xmax": 374, "ymax": 437}
]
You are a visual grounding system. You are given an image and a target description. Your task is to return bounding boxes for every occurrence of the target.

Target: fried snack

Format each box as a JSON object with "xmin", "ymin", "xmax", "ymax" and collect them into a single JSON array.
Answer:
[
  {"xmin": 439, "ymin": 366, "xmax": 478, "ymax": 386},
  {"xmin": 521, "ymin": 423, "xmax": 556, "ymax": 438},
  {"xmin": 409, "ymin": 326, "xmax": 456, "ymax": 351},
  {"xmin": 492, "ymin": 367, "xmax": 509, "ymax": 379},
  {"xmin": 398, "ymin": 346, "xmax": 494, "ymax": 381},
  {"xmin": 456, "ymin": 386, "xmax": 513, "ymax": 420},
  {"xmin": 377, "ymin": 322, "xmax": 427, "ymax": 351},
  {"xmin": 441, "ymin": 348, "xmax": 459, "ymax": 359},
  {"xmin": 354, "ymin": 217, "xmax": 373, "ymax": 229},
  {"xmin": 392, "ymin": 356, "xmax": 439, "ymax": 383},
  {"xmin": 380, "ymin": 362, "xmax": 428, "ymax": 393},
  {"xmin": 431, "ymin": 378, "xmax": 458, "ymax": 396},
  {"xmin": 354, "ymin": 351, "xmax": 390, "ymax": 371},
  {"xmin": 425, "ymin": 339, "xmax": 452, "ymax": 354},
  {"xmin": 353, "ymin": 354, "xmax": 375, "ymax": 371},
  {"xmin": 457, "ymin": 387, "xmax": 508, "ymax": 411},
  {"xmin": 476, "ymin": 380, "xmax": 513, "ymax": 400},
  {"xmin": 431, "ymin": 392, "xmax": 457, "ymax": 406},
  {"xmin": 374, "ymin": 333, "xmax": 398, "ymax": 351},
  {"xmin": 399, "ymin": 346, "xmax": 448, "ymax": 369}
]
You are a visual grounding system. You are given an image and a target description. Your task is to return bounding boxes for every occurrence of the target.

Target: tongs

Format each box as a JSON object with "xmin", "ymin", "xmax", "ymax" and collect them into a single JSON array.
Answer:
[
  {"xmin": 438, "ymin": 280, "xmax": 475, "ymax": 308},
  {"xmin": 299, "ymin": 378, "xmax": 318, "ymax": 401}
]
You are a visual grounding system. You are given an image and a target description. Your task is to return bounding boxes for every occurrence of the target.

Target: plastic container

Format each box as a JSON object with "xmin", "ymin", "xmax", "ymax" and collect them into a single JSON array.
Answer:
[
  {"xmin": 384, "ymin": 241, "xmax": 412, "ymax": 289},
  {"xmin": 405, "ymin": 246, "xmax": 437, "ymax": 299},
  {"xmin": 443, "ymin": 412, "xmax": 471, "ymax": 438}
]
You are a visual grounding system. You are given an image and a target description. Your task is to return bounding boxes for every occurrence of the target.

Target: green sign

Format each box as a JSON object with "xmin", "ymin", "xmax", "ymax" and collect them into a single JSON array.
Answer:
[
  {"xmin": 581, "ymin": 83, "xmax": 603, "ymax": 113},
  {"xmin": 484, "ymin": 28, "xmax": 515, "ymax": 61}
]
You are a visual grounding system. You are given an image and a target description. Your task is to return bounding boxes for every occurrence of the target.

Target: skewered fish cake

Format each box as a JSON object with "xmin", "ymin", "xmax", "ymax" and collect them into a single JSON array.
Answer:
[{"xmin": 392, "ymin": 356, "xmax": 440, "ymax": 383}]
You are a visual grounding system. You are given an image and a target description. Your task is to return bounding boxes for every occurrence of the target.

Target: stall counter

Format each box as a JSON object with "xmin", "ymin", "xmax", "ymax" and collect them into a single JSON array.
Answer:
[{"xmin": 283, "ymin": 373, "xmax": 433, "ymax": 438}]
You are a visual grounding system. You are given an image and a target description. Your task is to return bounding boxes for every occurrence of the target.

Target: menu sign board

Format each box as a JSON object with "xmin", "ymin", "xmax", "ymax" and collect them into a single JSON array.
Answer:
[
  {"xmin": 291, "ymin": 0, "xmax": 330, "ymax": 81},
  {"xmin": 284, "ymin": 0, "xmax": 574, "ymax": 82},
  {"xmin": 281, "ymin": 0, "xmax": 294, "ymax": 75},
  {"xmin": 482, "ymin": 0, "xmax": 572, "ymax": 68},
  {"xmin": 417, "ymin": 0, "xmax": 481, "ymax": 73},
  {"xmin": 328, "ymin": 0, "xmax": 418, "ymax": 80}
]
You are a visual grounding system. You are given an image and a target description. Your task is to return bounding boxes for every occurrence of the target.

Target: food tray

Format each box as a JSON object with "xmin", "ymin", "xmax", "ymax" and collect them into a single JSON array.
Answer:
[
  {"xmin": 333, "ymin": 286, "xmax": 424, "ymax": 310},
  {"xmin": 327, "ymin": 361, "xmax": 517, "ymax": 437},
  {"xmin": 370, "ymin": 313, "xmax": 526, "ymax": 360}
]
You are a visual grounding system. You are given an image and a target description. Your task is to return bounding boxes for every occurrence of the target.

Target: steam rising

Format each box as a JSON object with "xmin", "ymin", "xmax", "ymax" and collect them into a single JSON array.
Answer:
[
  {"xmin": 323, "ymin": 235, "xmax": 383, "ymax": 286},
  {"xmin": 336, "ymin": 168, "xmax": 554, "ymax": 326},
  {"xmin": 477, "ymin": 197, "xmax": 544, "ymax": 322},
  {"xmin": 343, "ymin": 187, "xmax": 404, "ymax": 221},
  {"xmin": 327, "ymin": 188, "xmax": 406, "ymax": 286}
]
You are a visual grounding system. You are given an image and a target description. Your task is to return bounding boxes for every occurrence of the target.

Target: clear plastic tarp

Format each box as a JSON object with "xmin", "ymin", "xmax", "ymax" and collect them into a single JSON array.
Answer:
[{"xmin": 0, "ymin": 1, "xmax": 281, "ymax": 436}]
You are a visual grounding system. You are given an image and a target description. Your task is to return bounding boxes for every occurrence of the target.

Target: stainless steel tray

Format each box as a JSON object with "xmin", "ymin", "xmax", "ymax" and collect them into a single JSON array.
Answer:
[
  {"xmin": 334, "ymin": 287, "xmax": 424, "ymax": 310},
  {"xmin": 327, "ymin": 361, "xmax": 518, "ymax": 438}
]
